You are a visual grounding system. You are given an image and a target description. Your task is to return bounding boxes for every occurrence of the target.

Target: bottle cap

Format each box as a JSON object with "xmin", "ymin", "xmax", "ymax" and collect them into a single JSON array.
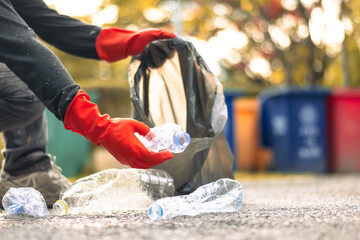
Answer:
[
  {"xmin": 148, "ymin": 203, "xmax": 163, "ymax": 221},
  {"xmin": 53, "ymin": 200, "xmax": 69, "ymax": 215},
  {"xmin": 8, "ymin": 202, "xmax": 24, "ymax": 215},
  {"xmin": 174, "ymin": 131, "xmax": 191, "ymax": 150}
]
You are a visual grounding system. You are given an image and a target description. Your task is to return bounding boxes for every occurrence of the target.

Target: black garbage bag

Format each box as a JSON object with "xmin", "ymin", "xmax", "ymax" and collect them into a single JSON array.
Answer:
[{"xmin": 128, "ymin": 36, "xmax": 234, "ymax": 194}]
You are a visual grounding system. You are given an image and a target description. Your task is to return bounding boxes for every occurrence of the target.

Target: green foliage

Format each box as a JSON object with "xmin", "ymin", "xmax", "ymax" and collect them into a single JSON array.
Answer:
[
  {"xmin": 48, "ymin": 0, "xmax": 360, "ymax": 92},
  {"xmin": 105, "ymin": 0, "xmax": 164, "ymax": 27},
  {"xmin": 347, "ymin": 37, "xmax": 360, "ymax": 86}
]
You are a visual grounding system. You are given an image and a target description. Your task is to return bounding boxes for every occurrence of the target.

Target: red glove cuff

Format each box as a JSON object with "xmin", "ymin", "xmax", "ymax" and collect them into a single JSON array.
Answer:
[
  {"xmin": 95, "ymin": 28, "xmax": 175, "ymax": 63},
  {"xmin": 64, "ymin": 90, "xmax": 90, "ymax": 130},
  {"xmin": 64, "ymin": 90, "xmax": 109, "ymax": 145}
]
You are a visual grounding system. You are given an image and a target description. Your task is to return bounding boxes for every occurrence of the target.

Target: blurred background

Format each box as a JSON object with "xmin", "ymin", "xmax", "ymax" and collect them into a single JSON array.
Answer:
[{"xmin": 2, "ymin": 0, "xmax": 360, "ymax": 178}]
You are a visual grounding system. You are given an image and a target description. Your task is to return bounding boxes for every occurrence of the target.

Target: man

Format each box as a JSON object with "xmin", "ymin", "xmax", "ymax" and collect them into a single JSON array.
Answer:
[{"xmin": 0, "ymin": 0, "xmax": 175, "ymax": 207}]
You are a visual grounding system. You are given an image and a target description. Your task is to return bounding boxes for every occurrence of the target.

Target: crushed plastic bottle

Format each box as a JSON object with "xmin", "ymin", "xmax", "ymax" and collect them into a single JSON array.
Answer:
[
  {"xmin": 53, "ymin": 168, "xmax": 175, "ymax": 215},
  {"xmin": 135, "ymin": 123, "xmax": 191, "ymax": 153},
  {"xmin": 148, "ymin": 178, "xmax": 242, "ymax": 221},
  {"xmin": 2, "ymin": 187, "xmax": 48, "ymax": 217}
]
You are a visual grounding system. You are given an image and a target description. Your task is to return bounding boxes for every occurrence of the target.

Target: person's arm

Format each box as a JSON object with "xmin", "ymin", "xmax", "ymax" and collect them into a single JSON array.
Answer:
[
  {"xmin": 10, "ymin": 0, "xmax": 101, "ymax": 59},
  {"xmin": 10, "ymin": 0, "xmax": 175, "ymax": 62},
  {"xmin": 1, "ymin": 0, "xmax": 78, "ymax": 119},
  {"xmin": 0, "ymin": 0, "xmax": 172, "ymax": 168}
]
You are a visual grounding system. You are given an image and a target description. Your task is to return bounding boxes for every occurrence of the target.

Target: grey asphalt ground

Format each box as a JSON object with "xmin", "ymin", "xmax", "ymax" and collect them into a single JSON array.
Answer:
[{"xmin": 1, "ymin": 174, "xmax": 359, "ymax": 240}]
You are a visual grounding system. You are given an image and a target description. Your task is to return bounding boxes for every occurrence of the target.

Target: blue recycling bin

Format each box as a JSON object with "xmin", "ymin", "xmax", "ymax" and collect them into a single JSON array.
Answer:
[
  {"xmin": 259, "ymin": 86, "xmax": 330, "ymax": 172},
  {"xmin": 223, "ymin": 89, "xmax": 244, "ymax": 169}
]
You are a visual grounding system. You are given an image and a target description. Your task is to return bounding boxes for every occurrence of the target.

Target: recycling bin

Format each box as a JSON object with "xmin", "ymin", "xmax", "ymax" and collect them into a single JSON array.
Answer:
[
  {"xmin": 46, "ymin": 90, "xmax": 100, "ymax": 177},
  {"xmin": 259, "ymin": 86, "xmax": 330, "ymax": 172},
  {"xmin": 223, "ymin": 89, "xmax": 244, "ymax": 170},
  {"xmin": 327, "ymin": 88, "xmax": 360, "ymax": 172},
  {"xmin": 233, "ymin": 98, "xmax": 272, "ymax": 172}
]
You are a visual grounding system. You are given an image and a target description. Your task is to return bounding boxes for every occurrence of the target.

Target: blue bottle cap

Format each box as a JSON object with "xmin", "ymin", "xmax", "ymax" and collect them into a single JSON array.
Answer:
[
  {"xmin": 9, "ymin": 202, "xmax": 24, "ymax": 215},
  {"xmin": 174, "ymin": 131, "xmax": 191, "ymax": 150},
  {"xmin": 148, "ymin": 204, "xmax": 163, "ymax": 221}
]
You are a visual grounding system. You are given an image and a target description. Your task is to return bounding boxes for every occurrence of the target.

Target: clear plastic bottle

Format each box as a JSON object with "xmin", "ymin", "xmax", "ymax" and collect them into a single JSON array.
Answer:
[
  {"xmin": 148, "ymin": 178, "xmax": 242, "ymax": 221},
  {"xmin": 2, "ymin": 187, "xmax": 48, "ymax": 217},
  {"xmin": 53, "ymin": 168, "xmax": 175, "ymax": 215},
  {"xmin": 135, "ymin": 123, "xmax": 191, "ymax": 153}
]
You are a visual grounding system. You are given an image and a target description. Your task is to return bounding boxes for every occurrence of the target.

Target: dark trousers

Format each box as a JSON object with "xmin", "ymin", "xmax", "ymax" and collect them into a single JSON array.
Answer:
[{"xmin": 0, "ymin": 62, "xmax": 51, "ymax": 175}]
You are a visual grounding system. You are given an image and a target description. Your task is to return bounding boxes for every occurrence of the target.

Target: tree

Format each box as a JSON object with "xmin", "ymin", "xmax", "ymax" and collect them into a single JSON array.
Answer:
[{"xmin": 47, "ymin": 0, "xmax": 360, "ymax": 93}]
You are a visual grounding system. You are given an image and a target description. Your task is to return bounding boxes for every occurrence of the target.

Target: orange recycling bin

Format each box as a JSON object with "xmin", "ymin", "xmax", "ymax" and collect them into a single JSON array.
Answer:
[{"xmin": 233, "ymin": 98, "xmax": 272, "ymax": 171}]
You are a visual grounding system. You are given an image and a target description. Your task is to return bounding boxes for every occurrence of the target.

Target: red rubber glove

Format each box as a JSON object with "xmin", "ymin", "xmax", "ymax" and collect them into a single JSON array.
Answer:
[
  {"xmin": 64, "ymin": 90, "xmax": 173, "ymax": 169},
  {"xmin": 95, "ymin": 28, "xmax": 175, "ymax": 62}
]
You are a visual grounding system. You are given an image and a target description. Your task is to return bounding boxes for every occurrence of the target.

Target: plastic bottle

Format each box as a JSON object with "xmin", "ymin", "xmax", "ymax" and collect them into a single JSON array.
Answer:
[
  {"xmin": 135, "ymin": 123, "xmax": 191, "ymax": 153},
  {"xmin": 2, "ymin": 187, "xmax": 48, "ymax": 217},
  {"xmin": 53, "ymin": 168, "xmax": 175, "ymax": 215},
  {"xmin": 148, "ymin": 178, "xmax": 242, "ymax": 221}
]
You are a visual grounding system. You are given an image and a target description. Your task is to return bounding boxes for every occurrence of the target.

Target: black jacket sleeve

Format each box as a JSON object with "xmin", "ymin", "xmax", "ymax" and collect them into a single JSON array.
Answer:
[
  {"xmin": 10, "ymin": 0, "xmax": 102, "ymax": 59},
  {"xmin": 0, "ymin": 0, "xmax": 80, "ymax": 120}
]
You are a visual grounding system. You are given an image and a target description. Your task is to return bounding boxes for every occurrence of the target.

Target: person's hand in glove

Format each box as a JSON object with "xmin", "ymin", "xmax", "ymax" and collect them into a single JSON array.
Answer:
[
  {"xmin": 96, "ymin": 28, "xmax": 176, "ymax": 62},
  {"xmin": 64, "ymin": 90, "xmax": 173, "ymax": 169}
]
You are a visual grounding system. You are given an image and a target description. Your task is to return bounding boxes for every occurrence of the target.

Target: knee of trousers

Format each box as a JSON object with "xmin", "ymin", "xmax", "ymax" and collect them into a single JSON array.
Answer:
[
  {"xmin": 0, "ymin": 94, "xmax": 45, "ymax": 131},
  {"xmin": 19, "ymin": 96, "xmax": 46, "ymax": 125},
  {"xmin": 0, "ymin": 63, "xmax": 46, "ymax": 131}
]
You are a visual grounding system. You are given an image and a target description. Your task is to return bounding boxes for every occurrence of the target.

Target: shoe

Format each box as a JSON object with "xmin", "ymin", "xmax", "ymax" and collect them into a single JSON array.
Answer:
[{"xmin": 0, "ymin": 157, "xmax": 72, "ymax": 208}]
